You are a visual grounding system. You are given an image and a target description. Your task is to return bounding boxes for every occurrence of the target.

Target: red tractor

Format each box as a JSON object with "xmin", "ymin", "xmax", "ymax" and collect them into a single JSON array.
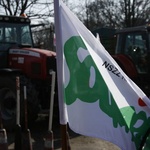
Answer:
[
  {"xmin": 113, "ymin": 25, "xmax": 150, "ymax": 97},
  {"xmin": 0, "ymin": 15, "xmax": 56, "ymax": 130}
]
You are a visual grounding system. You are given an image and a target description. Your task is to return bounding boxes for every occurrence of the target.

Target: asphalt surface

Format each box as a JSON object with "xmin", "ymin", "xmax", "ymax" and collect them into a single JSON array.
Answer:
[{"xmin": 7, "ymin": 114, "xmax": 120, "ymax": 150}]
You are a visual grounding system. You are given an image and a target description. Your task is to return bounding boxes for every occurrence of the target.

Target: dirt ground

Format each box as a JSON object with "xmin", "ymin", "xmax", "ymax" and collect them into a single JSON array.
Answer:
[{"xmin": 7, "ymin": 114, "xmax": 120, "ymax": 150}]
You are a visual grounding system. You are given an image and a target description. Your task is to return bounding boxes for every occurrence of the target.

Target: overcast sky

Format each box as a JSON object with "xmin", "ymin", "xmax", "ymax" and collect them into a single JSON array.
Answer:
[{"xmin": 31, "ymin": 0, "xmax": 87, "ymax": 24}]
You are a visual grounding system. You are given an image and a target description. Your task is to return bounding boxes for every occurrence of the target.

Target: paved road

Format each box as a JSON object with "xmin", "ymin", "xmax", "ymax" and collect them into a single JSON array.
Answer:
[{"xmin": 7, "ymin": 114, "xmax": 120, "ymax": 150}]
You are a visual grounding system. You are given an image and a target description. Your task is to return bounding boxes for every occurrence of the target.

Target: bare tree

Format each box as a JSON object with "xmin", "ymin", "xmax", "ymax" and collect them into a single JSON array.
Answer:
[
  {"xmin": 119, "ymin": 0, "xmax": 150, "ymax": 27},
  {"xmin": 80, "ymin": 0, "xmax": 150, "ymax": 29},
  {"xmin": 79, "ymin": 0, "xmax": 121, "ymax": 30},
  {"xmin": 0, "ymin": 0, "xmax": 54, "ymax": 21}
]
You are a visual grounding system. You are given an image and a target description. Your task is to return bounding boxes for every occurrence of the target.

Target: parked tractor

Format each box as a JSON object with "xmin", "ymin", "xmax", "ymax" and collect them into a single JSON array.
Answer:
[
  {"xmin": 113, "ymin": 25, "xmax": 150, "ymax": 97},
  {"xmin": 0, "ymin": 15, "xmax": 56, "ymax": 130}
]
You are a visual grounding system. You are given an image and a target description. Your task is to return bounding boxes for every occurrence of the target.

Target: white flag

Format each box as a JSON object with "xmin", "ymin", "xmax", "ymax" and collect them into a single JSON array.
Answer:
[{"xmin": 54, "ymin": 1, "xmax": 150, "ymax": 150}]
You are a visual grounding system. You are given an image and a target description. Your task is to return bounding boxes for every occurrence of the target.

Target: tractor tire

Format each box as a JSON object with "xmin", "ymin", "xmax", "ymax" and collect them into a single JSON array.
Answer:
[{"xmin": 0, "ymin": 75, "xmax": 39, "ymax": 131}]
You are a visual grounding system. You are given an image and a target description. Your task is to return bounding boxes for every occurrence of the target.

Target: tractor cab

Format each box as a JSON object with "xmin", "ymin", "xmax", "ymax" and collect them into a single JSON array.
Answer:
[
  {"xmin": 0, "ymin": 15, "xmax": 33, "ymax": 68},
  {"xmin": 115, "ymin": 25, "xmax": 150, "ymax": 96},
  {"xmin": 116, "ymin": 25, "xmax": 150, "ymax": 74}
]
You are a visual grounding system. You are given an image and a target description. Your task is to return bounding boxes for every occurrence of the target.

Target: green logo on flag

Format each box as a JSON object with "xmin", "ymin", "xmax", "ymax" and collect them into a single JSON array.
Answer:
[{"xmin": 64, "ymin": 36, "xmax": 150, "ymax": 149}]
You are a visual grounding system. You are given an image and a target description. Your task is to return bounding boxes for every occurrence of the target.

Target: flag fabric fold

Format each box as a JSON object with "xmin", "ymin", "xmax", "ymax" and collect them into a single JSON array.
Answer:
[{"xmin": 54, "ymin": 1, "xmax": 150, "ymax": 150}]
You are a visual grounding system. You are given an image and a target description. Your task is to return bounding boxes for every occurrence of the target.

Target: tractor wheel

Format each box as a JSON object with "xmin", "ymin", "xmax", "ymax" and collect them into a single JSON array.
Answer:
[{"xmin": 0, "ymin": 75, "xmax": 39, "ymax": 131}]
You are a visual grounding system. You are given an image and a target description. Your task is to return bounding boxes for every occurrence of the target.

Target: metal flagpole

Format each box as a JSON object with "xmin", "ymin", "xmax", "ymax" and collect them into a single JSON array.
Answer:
[{"xmin": 53, "ymin": 0, "xmax": 70, "ymax": 150}]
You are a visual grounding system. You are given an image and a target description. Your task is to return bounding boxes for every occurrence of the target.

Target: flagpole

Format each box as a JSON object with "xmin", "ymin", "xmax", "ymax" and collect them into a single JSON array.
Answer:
[{"xmin": 53, "ymin": 0, "xmax": 69, "ymax": 150}]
